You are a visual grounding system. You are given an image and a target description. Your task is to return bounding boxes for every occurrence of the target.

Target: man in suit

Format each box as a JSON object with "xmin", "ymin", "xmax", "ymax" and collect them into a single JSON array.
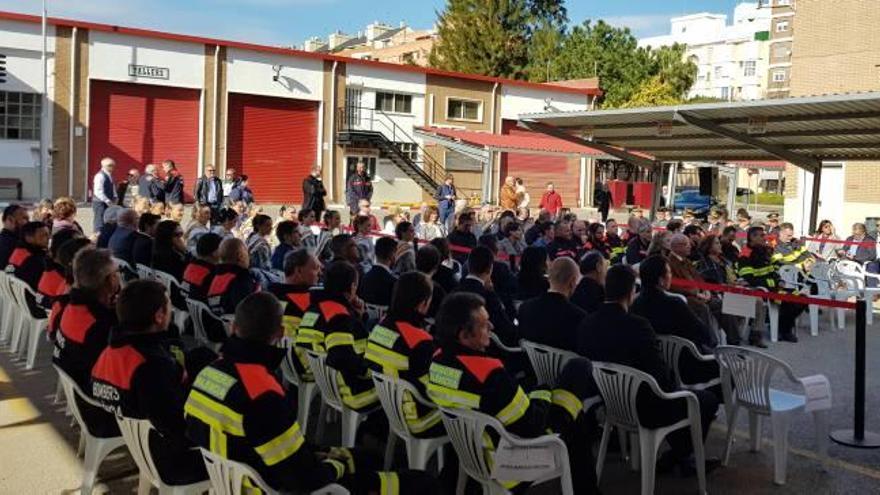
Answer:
[
  {"xmin": 519, "ymin": 257, "xmax": 586, "ymax": 352},
  {"xmin": 108, "ymin": 208, "xmax": 139, "ymax": 265},
  {"xmin": 454, "ymin": 246, "xmax": 517, "ymax": 347},
  {"xmin": 302, "ymin": 166, "xmax": 327, "ymax": 220},
  {"xmin": 572, "ymin": 250, "xmax": 606, "ymax": 314},
  {"xmin": 194, "ymin": 165, "xmax": 224, "ymax": 222},
  {"xmin": 435, "ymin": 173, "xmax": 456, "ymax": 229},
  {"xmin": 632, "ymin": 255, "xmax": 720, "ymax": 393},
  {"xmin": 346, "ymin": 160, "xmax": 373, "ymax": 215},
  {"xmin": 577, "ymin": 264, "xmax": 719, "ymax": 476},
  {"xmin": 139, "ymin": 164, "xmax": 165, "ymax": 204},
  {"xmin": 358, "ymin": 236, "xmax": 398, "ymax": 307},
  {"xmin": 162, "ymin": 159, "xmax": 184, "ymax": 205},
  {"xmin": 92, "ymin": 157, "xmax": 118, "ymax": 232},
  {"xmin": 131, "ymin": 213, "xmax": 161, "ymax": 267},
  {"xmin": 477, "ymin": 234, "xmax": 517, "ymax": 318}
]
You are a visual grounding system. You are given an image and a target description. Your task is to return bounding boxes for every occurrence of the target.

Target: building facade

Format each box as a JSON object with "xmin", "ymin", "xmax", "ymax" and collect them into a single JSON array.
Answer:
[
  {"xmin": 303, "ymin": 21, "xmax": 437, "ymax": 67},
  {"xmin": 0, "ymin": 11, "xmax": 599, "ymax": 205},
  {"xmin": 783, "ymin": 0, "xmax": 880, "ymax": 235},
  {"xmin": 639, "ymin": 3, "xmax": 771, "ymax": 102},
  {"xmin": 765, "ymin": 0, "xmax": 795, "ymax": 99}
]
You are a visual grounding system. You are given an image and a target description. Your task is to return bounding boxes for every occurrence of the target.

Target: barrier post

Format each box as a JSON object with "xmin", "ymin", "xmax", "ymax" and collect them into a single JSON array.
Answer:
[{"xmin": 831, "ymin": 299, "xmax": 880, "ymax": 448}]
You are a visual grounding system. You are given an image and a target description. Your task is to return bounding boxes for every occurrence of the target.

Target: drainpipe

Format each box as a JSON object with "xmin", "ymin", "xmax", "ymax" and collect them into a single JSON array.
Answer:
[
  {"xmin": 68, "ymin": 26, "xmax": 77, "ymax": 197},
  {"xmin": 329, "ymin": 60, "xmax": 339, "ymax": 202},
  {"xmin": 211, "ymin": 45, "xmax": 220, "ymax": 173},
  {"xmin": 489, "ymin": 82, "xmax": 500, "ymax": 203}
]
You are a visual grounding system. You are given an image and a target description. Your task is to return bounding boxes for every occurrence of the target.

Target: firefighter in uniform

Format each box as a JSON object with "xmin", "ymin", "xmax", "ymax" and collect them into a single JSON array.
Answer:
[
  {"xmin": 185, "ymin": 292, "xmax": 436, "ymax": 494},
  {"xmin": 297, "ymin": 261, "xmax": 378, "ymax": 412},
  {"xmin": 7, "ymin": 221, "xmax": 51, "ymax": 318},
  {"xmin": 737, "ymin": 226, "xmax": 805, "ymax": 343},
  {"xmin": 269, "ymin": 248, "xmax": 321, "ymax": 379},
  {"xmin": 52, "ymin": 248, "xmax": 121, "ymax": 438},
  {"xmin": 180, "ymin": 233, "xmax": 221, "ymax": 301},
  {"xmin": 90, "ymin": 280, "xmax": 210, "ymax": 485},
  {"xmin": 427, "ymin": 292, "xmax": 600, "ymax": 494},
  {"xmin": 207, "ymin": 238, "xmax": 259, "ymax": 316},
  {"xmin": 606, "ymin": 219, "xmax": 626, "ymax": 265},
  {"xmin": 772, "ymin": 222, "xmax": 814, "ymax": 271},
  {"xmin": 366, "ymin": 272, "xmax": 443, "ymax": 438}
]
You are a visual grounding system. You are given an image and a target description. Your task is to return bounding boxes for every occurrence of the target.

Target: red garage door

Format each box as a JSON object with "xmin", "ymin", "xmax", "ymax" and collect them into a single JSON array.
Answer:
[
  {"xmin": 500, "ymin": 119, "xmax": 580, "ymax": 208},
  {"xmin": 89, "ymin": 80, "xmax": 200, "ymax": 201},
  {"xmin": 227, "ymin": 93, "xmax": 318, "ymax": 203}
]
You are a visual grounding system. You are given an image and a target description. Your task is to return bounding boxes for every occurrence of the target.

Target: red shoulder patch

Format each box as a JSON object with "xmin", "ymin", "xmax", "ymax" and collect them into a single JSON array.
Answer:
[
  {"xmin": 235, "ymin": 363, "xmax": 284, "ymax": 400},
  {"xmin": 48, "ymin": 300, "xmax": 65, "ymax": 333},
  {"xmin": 207, "ymin": 272, "xmax": 237, "ymax": 297},
  {"xmin": 184, "ymin": 263, "xmax": 212, "ymax": 286},
  {"xmin": 397, "ymin": 321, "xmax": 432, "ymax": 349},
  {"xmin": 38, "ymin": 269, "xmax": 66, "ymax": 297},
  {"xmin": 59, "ymin": 304, "xmax": 97, "ymax": 344},
  {"xmin": 8, "ymin": 248, "xmax": 30, "ymax": 268},
  {"xmin": 319, "ymin": 300, "xmax": 349, "ymax": 321},
  {"xmin": 286, "ymin": 292, "xmax": 311, "ymax": 312},
  {"xmin": 456, "ymin": 355, "xmax": 503, "ymax": 384},
  {"xmin": 91, "ymin": 345, "xmax": 146, "ymax": 390}
]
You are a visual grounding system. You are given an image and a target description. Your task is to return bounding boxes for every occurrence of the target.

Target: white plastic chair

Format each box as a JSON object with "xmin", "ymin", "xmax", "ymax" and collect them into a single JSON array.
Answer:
[
  {"xmin": 591, "ymin": 361, "xmax": 706, "ymax": 495},
  {"xmin": 112, "ymin": 256, "xmax": 137, "ymax": 284},
  {"xmin": 714, "ymin": 346, "xmax": 829, "ymax": 485},
  {"xmin": 831, "ymin": 259, "xmax": 880, "ymax": 325},
  {"xmin": 305, "ymin": 350, "xmax": 376, "ymax": 447},
  {"xmin": 54, "ymin": 365, "xmax": 127, "ymax": 495},
  {"xmin": 4, "ymin": 275, "xmax": 28, "ymax": 355},
  {"xmin": 777, "ymin": 264, "xmax": 825, "ymax": 337},
  {"xmin": 152, "ymin": 269, "xmax": 190, "ymax": 331},
  {"xmin": 136, "ymin": 263, "xmax": 157, "ymax": 281},
  {"xmin": 7, "ymin": 276, "xmax": 49, "ymax": 369},
  {"xmin": 753, "ymin": 287, "xmax": 781, "ymax": 342},
  {"xmin": 372, "ymin": 372, "xmax": 448, "ymax": 470},
  {"xmin": 439, "ymin": 406, "xmax": 574, "ymax": 495},
  {"xmin": 199, "ymin": 449, "xmax": 348, "ymax": 495},
  {"xmin": 489, "ymin": 332, "xmax": 521, "ymax": 354},
  {"xmin": 519, "ymin": 340, "xmax": 578, "ymax": 387},
  {"xmin": 364, "ymin": 303, "xmax": 388, "ymax": 323},
  {"xmin": 186, "ymin": 298, "xmax": 230, "ymax": 351},
  {"xmin": 0, "ymin": 271, "xmax": 15, "ymax": 344},
  {"xmin": 278, "ymin": 336, "xmax": 317, "ymax": 434},
  {"xmin": 656, "ymin": 335, "xmax": 721, "ymax": 392},
  {"xmin": 116, "ymin": 417, "xmax": 211, "ymax": 495},
  {"xmin": 806, "ymin": 261, "xmax": 841, "ymax": 331}
]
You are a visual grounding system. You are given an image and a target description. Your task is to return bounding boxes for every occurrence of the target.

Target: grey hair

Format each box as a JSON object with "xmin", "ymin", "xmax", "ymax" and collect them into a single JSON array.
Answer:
[
  {"xmin": 117, "ymin": 208, "xmax": 138, "ymax": 228},
  {"xmin": 73, "ymin": 248, "xmax": 116, "ymax": 291},
  {"xmin": 102, "ymin": 205, "xmax": 123, "ymax": 224}
]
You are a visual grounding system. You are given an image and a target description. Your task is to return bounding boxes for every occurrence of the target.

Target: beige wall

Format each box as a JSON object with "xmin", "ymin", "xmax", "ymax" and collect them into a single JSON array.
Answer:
[
  {"xmin": 51, "ymin": 26, "xmax": 90, "ymax": 200},
  {"xmin": 425, "ymin": 74, "xmax": 494, "ymax": 131}
]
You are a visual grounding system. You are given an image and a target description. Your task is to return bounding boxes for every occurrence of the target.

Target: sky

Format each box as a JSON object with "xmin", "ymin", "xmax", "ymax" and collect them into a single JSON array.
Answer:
[{"xmin": 0, "ymin": 0, "xmax": 742, "ymax": 47}]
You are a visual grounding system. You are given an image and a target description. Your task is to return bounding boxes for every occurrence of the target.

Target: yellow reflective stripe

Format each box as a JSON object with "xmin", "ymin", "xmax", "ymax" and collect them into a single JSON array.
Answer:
[
  {"xmin": 210, "ymin": 427, "xmax": 227, "ymax": 457},
  {"xmin": 325, "ymin": 332, "xmax": 355, "ymax": 350},
  {"xmin": 184, "ymin": 390, "xmax": 245, "ymax": 436},
  {"xmin": 552, "ymin": 389, "xmax": 583, "ymax": 420},
  {"xmin": 254, "ymin": 422, "xmax": 305, "ymax": 466},
  {"xmin": 406, "ymin": 409, "xmax": 441, "ymax": 434},
  {"xmin": 354, "ymin": 338, "xmax": 367, "ymax": 355},
  {"xmin": 336, "ymin": 372, "xmax": 378, "ymax": 409},
  {"xmin": 737, "ymin": 266, "xmax": 755, "ymax": 276},
  {"xmin": 418, "ymin": 374, "xmax": 429, "ymax": 387},
  {"xmin": 528, "ymin": 389, "xmax": 551, "ymax": 402},
  {"xmin": 192, "ymin": 367, "xmax": 238, "ymax": 401},
  {"xmin": 281, "ymin": 315, "xmax": 302, "ymax": 339},
  {"xmin": 496, "ymin": 387, "xmax": 530, "ymax": 426},
  {"xmin": 426, "ymin": 383, "xmax": 481, "ymax": 409},
  {"xmin": 296, "ymin": 328, "xmax": 324, "ymax": 344},
  {"xmin": 378, "ymin": 472, "xmax": 400, "ymax": 495},
  {"xmin": 365, "ymin": 343, "xmax": 409, "ymax": 372},
  {"xmin": 324, "ymin": 459, "xmax": 345, "ymax": 479}
]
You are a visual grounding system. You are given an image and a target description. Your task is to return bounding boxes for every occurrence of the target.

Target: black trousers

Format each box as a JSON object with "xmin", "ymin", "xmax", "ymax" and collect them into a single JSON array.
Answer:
[{"xmin": 638, "ymin": 388, "xmax": 719, "ymax": 460}]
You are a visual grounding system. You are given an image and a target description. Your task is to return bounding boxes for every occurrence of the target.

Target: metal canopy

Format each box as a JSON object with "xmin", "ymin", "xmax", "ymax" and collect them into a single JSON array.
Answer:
[{"xmin": 519, "ymin": 91, "xmax": 880, "ymax": 229}]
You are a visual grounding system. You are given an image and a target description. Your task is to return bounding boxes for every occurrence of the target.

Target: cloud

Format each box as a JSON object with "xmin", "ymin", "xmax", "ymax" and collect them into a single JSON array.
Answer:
[{"xmin": 603, "ymin": 13, "xmax": 673, "ymax": 37}]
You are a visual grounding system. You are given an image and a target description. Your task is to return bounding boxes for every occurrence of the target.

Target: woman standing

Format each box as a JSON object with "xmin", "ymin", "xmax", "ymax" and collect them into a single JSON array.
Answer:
[{"xmin": 515, "ymin": 177, "xmax": 530, "ymax": 209}]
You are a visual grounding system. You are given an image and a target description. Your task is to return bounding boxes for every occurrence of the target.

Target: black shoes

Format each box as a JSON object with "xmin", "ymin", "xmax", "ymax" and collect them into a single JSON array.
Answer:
[{"xmin": 780, "ymin": 333, "xmax": 799, "ymax": 343}]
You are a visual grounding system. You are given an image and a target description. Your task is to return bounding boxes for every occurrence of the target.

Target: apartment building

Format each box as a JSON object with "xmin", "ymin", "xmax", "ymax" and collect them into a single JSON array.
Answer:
[
  {"xmin": 765, "ymin": 0, "xmax": 795, "ymax": 99},
  {"xmin": 639, "ymin": 3, "xmax": 771, "ymax": 101},
  {"xmin": 0, "ymin": 11, "xmax": 599, "ymax": 204},
  {"xmin": 782, "ymin": 0, "xmax": 880, "ymax": 235},
  {"xmin": 303, "ymin": 21, "xmax": 437, "ymax": 67}
]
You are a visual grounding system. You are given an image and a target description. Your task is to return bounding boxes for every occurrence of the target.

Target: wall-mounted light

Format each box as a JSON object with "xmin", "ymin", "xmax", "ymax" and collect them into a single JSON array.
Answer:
[{"xmin": 272, "ymin": 64, "xmax": 283, "ymax": 82}]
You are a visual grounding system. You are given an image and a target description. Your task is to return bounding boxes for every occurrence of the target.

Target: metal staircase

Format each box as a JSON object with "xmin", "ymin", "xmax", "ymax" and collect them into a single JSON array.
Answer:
[{"xmin": 337, "ymin": 106, "xmax": 443, "ymax": 196}]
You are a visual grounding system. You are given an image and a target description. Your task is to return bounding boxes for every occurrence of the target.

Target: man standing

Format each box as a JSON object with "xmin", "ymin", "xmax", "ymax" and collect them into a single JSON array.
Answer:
[
  {"xmin": 162, "ymin": 159, "xmax": 184, "ymax": 205},
  {"xmin": 596, "ymin": 182, "xmax": 612, "ymax": 222},
  {"xmin": 139, "ymin": 164, "xmax": 165, "ymax": 204},
  {"xmin": 435, "ymin": 173, "xmax": 456, "ymax": 229},
  {"xmin": 499, "ymin": 176, "xmax": 517, "ymax": 210},
  {"xmin": 222, "ymin": 167, "xmax": 239, "ymax": 198},
  {"xmin": 116, "ymin": 168, "xmax": 140, "ymax": 207},
  {"xmin": 346, "ymin": 160, "xmax": 373, "ymax": 214},
  {"xmin": 92, "ymin": 157, "xmax": 118, "ymax": 233},
  {"xmin": 194, "ymin": 166, "xmax": 224, "ymax": 223},
  {"xmin": 539, "ymin": 182, "xmax": 563, "ymax": 219},
  {"xmin": 302, "ymin": 166, "xmax": 327, "ymax": 220}
]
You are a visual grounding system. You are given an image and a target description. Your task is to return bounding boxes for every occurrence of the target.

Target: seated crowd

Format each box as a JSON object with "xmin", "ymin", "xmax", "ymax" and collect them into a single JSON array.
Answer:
[{"xmin": 0, "ymin": 188, "xmax": 830, "ymax": 494}]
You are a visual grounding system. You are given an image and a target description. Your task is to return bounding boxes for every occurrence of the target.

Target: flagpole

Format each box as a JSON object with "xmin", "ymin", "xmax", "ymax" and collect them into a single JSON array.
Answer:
[{"xmin": 39, "ymin": 0, "xmax": 48, "ymax": 199}]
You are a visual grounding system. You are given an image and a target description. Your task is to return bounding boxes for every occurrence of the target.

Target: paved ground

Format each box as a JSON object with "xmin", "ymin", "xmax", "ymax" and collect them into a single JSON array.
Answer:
[{"xmin": 1, "ymin": 308, "xmax": 879, "ymax": 493}]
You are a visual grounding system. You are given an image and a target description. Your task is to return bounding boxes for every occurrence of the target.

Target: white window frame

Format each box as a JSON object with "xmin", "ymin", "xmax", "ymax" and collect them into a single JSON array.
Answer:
[
  {"xmin": 714, "ymin": 66, "xmax": 724, "ymax": 79},
  {"xmin": 776, "ymin": 20, "xmax": 789, "ymax": 33},
  {"xmin": 375, "ymin": 91, "xmax": 413, "ymax": 115},
  {"xmin": 772, "ymin": 70, "xmax": 787, "ymax": 82},
  {"xmin": 720, "ymin": 87, "xmax": 730, "ymax": 100},
  {"xmin": 446, "ymin": 97, "xmax": 483, "ymax": 123},
  {"xmin": 744, "ymin": 60, "xmax": 757, "ymax": 77},
  {"xmin": 0, "ymin": 90, "xmax": 42, "ymax": 141}
]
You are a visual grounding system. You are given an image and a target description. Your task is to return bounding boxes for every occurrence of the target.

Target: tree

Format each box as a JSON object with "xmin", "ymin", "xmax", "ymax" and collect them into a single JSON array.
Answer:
[
  {"xmin": 430, "ymin": 0, "xmax": 532, "ymax": 80},
  {"xmin": 651, "ymin": 44, "xmax": 697, "ymax": 98},
  {"xmin": 620, "ymin": 76, "xmax": 681, "ymax": 108}
]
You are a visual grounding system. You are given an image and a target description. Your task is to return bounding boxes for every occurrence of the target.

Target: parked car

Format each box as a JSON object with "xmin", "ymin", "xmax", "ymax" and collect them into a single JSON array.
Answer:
[{"xmin": 673, "ymin": 188, "xmax": 717, "ymax": 217}]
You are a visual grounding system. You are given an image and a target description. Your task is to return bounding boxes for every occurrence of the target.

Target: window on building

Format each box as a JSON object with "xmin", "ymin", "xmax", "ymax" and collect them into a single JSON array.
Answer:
[
  {"xmin": 744, "ymin": 60, "xmax": 757, "ymax": 77},
  {"xmin": 0, "ymin": 91, "xmax": 42, "ymax": 140},
  {"xmin": 776, "ymin": 0, "xmax": 792, "ymax": 6},
  {"xmin": 375, "ymin": 92, "xmax": 413, "ymax": 114},
  {"xmin": 720, "ymin": 87, "xmax": 730, "ymax": 100},
  {"xmin": 772, "ymin": 70, "xmax": 786, "ymax": 83},
  {"xmin": 776, "ymin": 20, "xmax": 789, "ymax": 33},
  {"xmin": 394, "ymin": 142, "xmax": 418, "ymax": 161},
  {"xmin": 346, "ymin": 156, "xmax": 377, "ymax": 180},
  {"xmin": 447, "ymin": 98, "xmax": 481, "ymax": 121},
  {"xmin": 714, "ymin": 66, "xmax": 724, "ymax": 79}
]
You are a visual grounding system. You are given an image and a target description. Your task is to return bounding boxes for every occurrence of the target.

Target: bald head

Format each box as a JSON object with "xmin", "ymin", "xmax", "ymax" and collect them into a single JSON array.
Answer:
[
  {"xmin": 548, "ymin": 257, "xmax": 580, "ymax": 298},
  {"xmin": 219, "ymin": 238, "xmax": 249, "ymax": 268},
  {"xmin": 670, "ymin": 233, "xmax": 691, "ymax": 257}
]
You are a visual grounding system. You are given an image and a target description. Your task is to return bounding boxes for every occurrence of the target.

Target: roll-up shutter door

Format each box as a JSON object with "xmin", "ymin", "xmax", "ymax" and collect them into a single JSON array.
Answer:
[
  {"xmin": 500, "ymin": 119, "xmax": 580, "ymax": 207},
  {"xmin": 89, "ymin": 80, "xmax": 200, "ymax": 201},
  {"xmin": 226, "ymin": 93, "xmax": 318, "ymax": 203}
]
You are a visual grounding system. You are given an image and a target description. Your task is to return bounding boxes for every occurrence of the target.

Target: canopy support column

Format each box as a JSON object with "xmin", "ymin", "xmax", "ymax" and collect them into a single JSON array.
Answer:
[{"xmin": 809, "ymin": 166, "xmax": 822, "ymax": 234}]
